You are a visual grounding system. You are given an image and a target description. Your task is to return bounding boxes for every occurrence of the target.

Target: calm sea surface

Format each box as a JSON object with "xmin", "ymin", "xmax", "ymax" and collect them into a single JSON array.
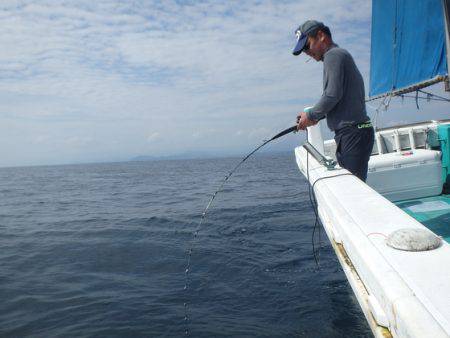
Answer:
[{"xmin": 0, "ymin": 152, "xmax": 371, "ymax": 337}]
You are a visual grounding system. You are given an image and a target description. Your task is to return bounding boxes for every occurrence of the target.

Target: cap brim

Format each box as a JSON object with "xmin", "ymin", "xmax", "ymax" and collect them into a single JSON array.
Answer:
[{"xmin": 292, "ymin": 35, "xmax": 307, "ymax": 55}]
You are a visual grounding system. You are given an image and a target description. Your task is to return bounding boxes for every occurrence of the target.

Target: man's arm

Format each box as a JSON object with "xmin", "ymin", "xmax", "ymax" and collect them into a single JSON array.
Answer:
[{"xmin": 306, "ymin": 51, "xmax": 345, "ymax": 121}]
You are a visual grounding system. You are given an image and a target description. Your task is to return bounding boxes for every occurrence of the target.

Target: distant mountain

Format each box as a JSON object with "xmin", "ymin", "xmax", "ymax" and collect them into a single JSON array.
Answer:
[{"xmin": 130, "ymin": 150, "xmax": 292, "ymax": 162}]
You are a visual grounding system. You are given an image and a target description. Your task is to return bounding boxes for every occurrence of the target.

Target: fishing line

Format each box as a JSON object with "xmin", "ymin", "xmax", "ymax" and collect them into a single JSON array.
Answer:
[
  {"xmin": 183, "ymin": 124, "xmax": 298, "ymax": 336},
  {"xmin": 308, "ymin": 170, "xmax": 354, "ymax": 267},
  {"xmin": 305, "ymin": 129, "xmax": 322, "ymax": 267},
  {"xmin": 305, "ymin": 129, "xmax": 354, "ymax": 267}
]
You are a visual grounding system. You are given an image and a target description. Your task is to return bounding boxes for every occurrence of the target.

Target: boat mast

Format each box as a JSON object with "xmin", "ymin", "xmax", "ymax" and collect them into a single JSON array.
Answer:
[{"xmin": 442, "ymin": 0, "xmax": 450, "ymax": 90}]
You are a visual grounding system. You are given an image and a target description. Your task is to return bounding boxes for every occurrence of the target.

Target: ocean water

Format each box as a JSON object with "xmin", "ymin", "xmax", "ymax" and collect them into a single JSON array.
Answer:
[{"xmin": 0, "ymin": 152, "xmax": 372, "ymax": 337}]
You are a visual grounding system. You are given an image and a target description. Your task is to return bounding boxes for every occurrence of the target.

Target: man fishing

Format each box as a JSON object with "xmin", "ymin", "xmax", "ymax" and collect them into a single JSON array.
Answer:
[{"xmin": 293, "ymin": 20, "xmax": 374, "ymax": 182}]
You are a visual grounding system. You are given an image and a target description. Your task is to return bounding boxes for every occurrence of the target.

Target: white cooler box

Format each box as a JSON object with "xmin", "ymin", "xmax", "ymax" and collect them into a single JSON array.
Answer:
[{"xmin": 366, "ymin": 149, "xmax": 443, "ymax": 202}]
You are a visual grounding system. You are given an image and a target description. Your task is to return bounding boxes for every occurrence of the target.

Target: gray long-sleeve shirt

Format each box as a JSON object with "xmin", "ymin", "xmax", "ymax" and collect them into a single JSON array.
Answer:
[{"xmin": 306, "ymin": 45, "xmax": 369, "ymax": 131}]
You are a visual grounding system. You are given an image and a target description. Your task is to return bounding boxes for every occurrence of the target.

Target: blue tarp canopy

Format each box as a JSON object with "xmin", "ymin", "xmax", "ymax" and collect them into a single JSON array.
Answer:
[{"xmin": 370, "ymin": 0, "xmax": 448, "ymax": 97}]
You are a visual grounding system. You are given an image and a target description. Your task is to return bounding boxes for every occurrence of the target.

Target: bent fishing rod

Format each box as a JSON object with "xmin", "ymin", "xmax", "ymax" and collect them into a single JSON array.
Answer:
[{"xmin": 183, "ymin": 124, "xmax": 298, "ymax": 335}]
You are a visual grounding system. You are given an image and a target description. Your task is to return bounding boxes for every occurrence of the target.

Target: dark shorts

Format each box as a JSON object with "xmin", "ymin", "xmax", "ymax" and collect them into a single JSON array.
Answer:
[{"xmin": 334, "ymin": 125, "xmax": 374, "ymax": 182}]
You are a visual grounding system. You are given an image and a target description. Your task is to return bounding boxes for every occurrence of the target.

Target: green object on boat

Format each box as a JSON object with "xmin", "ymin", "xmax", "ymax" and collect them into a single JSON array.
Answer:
[{"xmin": 438, "ymin": 124, "xmax": 450, "ymax": 186}]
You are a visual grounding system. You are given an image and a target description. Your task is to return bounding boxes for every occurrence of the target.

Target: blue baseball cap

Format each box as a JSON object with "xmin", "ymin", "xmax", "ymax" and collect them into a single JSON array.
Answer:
[{"xmin": 292, "ymin": 20, "xmax": 325, "ymax": 55}]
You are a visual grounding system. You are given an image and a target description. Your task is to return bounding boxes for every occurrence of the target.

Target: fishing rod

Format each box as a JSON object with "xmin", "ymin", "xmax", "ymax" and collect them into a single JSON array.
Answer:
[{"xmin": 183, "ymin": 124, "xmax": 298, "ymax": 335}]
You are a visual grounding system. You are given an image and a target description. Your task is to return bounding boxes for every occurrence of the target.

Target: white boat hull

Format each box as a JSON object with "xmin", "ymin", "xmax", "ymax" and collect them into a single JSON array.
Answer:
[{"xmin": 295, "ymin": 120, "xmax": 450, "ymax": 338}]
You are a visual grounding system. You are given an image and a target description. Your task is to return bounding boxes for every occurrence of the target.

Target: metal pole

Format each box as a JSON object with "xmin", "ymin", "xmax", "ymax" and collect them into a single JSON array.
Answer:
[{"xmin": 442, "ymin": 0, "xmax": 450, "ymax": 91}]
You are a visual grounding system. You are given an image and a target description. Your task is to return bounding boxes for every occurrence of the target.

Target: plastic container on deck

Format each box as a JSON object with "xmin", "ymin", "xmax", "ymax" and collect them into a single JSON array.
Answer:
[{"xmin": 366, "ymin": 149, "xmax": 443, "ymax": 201}]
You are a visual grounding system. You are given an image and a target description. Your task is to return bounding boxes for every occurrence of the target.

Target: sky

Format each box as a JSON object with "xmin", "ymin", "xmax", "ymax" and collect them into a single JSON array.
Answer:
[{"xmin": 0, "ymin": 0, "xmax": 448, "ymax": 167}]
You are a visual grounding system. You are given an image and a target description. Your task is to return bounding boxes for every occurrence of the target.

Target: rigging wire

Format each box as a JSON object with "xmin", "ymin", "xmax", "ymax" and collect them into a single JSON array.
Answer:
[
  {"xmin": 417, "ymin": 89, "xmax": 450, "ymax": 102},
  {"xmin": 367, "ymin": 89, "xmax": 450, "ymax": 106},
  {"xmin": 397, "ymin": 95, "xmax": 450, "ymax": 102},
  {"xmin": 365, "ymin": 88, "xmax": 449, "ymax": 129}
]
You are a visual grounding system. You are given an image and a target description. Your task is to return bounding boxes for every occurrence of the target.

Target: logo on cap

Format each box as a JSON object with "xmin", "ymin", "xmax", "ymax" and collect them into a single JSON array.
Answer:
[{"xmin": 292, "ymin": 20, "xmax": 325, "ymax": 55}]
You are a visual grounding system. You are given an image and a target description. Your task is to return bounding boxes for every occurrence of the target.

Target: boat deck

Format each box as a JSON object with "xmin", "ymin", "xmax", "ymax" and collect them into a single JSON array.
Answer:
[{"xmin": 396, "ymin": 194, "xmax": 450, "ymax": 243}]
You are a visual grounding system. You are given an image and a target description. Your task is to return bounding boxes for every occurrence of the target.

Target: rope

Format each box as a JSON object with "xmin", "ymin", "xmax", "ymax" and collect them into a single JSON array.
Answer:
[
  {"xmin": 415, "ymin": 90, "xmax": 420, "ymax": 110},
  {"xmin": 418, "ymin": 89, "xmax": 450, "ymax": 102},
  {"xmin": 365, "ymin": 75, "xmax": 448, "ymax": 102},
  {"xmin": 367, "ymin": 93, "xmax": 392, "ymax": 131}
]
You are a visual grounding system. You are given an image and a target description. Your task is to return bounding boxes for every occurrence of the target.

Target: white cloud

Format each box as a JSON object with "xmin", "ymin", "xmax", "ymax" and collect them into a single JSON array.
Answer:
[
  {"xmin": 64, "ymin": 136, "xmax": 94, "ymax": 147},
  {"xmin": 147, "ymin": 132, "xmax": 160, "ymax": 142},
  {"xmin": 33, "ymin": 134, "xmax": 51, "ymax": 144}
]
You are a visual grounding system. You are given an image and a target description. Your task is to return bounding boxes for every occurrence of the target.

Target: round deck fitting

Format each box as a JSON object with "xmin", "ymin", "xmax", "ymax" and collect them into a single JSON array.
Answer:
[{"xmin": 386, "ymin": 228, "xmax": 442, "ymax": 251}]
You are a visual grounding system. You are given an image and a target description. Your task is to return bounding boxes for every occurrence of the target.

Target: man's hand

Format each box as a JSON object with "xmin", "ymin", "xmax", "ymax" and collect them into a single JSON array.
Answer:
[{"xmin": 296, "ymin": 111, "xmax": 318, "ymax": 130}]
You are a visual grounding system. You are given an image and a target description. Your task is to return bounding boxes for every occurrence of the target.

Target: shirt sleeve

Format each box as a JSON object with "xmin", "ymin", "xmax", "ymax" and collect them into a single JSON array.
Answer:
[{"xmin": 307, "ymin": 51, "xmax": 345, "ymax": 121}]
